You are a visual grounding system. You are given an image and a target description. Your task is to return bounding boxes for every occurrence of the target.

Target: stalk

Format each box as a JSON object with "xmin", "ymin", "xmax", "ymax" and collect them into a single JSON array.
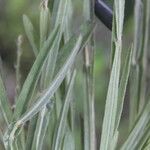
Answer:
[
  {"xmin": 83, "ymin": 0, "xmax": 96, "ymax": 150},
  {"xmin": 15, "ymin": 35, "xmax": 23, "ymax": 97}
]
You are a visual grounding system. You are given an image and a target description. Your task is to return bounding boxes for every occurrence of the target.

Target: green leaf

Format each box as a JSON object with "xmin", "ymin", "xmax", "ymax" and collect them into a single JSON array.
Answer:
[
  {"xmin": 16, "ymin": 34, "xmax": 82, "ymax": 124},
  {"xmin": 31, "ymin": 104, "xmax": 54, "ymax": 150},
  {"xmin": 13, "ymin": 25, "xmax": 60, "ymax": 120},
  {"xmin": 143, "ymin": 135, "xmax": 150, "ymax": 150},
  {"xmin": 41, "ymin": 0, "xmax": 73, "ymax": 89},
  {"xmin": 25, "ymin": 115, "xmax": 38, "ymax": 150},
  {"xmin": 63, "ymin": 0, "xmax": 73, "ymax": 42},
  {"xmin": 63, "ymin": 129, "xmax": 75, "ymax": 150},
  {"xmin": 51, "ymin": 0, "xmax": 69, "ymax": 31},
  {"xmin": 115, "ymin": 46, "xmax": 133, "ymax": 130},
  {"xmin": 7, "ymin": 22, "xmax": 93, "ymax": 148},
  {"xmin": 129, "ymin": 0, "xmax": 144, "ymax": 128},
  {"xmin": 100, "ymin": 37, "xmax": 121, "ymax": 150},
  {"xmin": 136, "ymin": 125, "xmax": 150, "ymax": 150},
  {"xmin": 121, "ymin": 101, "xmax": 150, "ymax": 150},
  {"xmin": 0, "ymin": 74, "xmax": 12, "ymax": 125},
  {"xmin": 110, "ymin": 13, "xmax": 117, "ymax": 66},
  {"xmin": 52, "ymin": 71, "xmax": 76, "ymax": 150},
  {"xmin": 54, "ymin": 22, "xmax": 94, "ymax": 75},
  {"xmin": 42, "ymin": 30, "xmax": 62, "ymax": 89},
  {"xmin": 40, "ymin": 0, "xmax": 50, "ymax": 49},
  {"xmin": 83, "ymin": 0, "xmax": 96, "ymax": 149},
  {"xmin": 23, "ymin": 15, "xmax": 38, "ymax": 56},
  {"xmin": 100, "ymin": 1, "xmax": 125, "ymax": 149}
]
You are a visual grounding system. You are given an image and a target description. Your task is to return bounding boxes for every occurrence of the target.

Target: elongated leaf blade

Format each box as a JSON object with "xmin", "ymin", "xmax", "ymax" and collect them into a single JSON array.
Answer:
[
  {"xmin": 52, "ymin": 71, "xmax": 76, "ymax": 150},
  {"xmin": 17, "ymin": 23, "xmax": 93, "ymax": 123},
  {"xmin": 100, "ymin": 39, "xmax": 121, "ymax": 150},
  {"xmin": 23, "ymin": 15, "xmax": 38, "ymax": 56},
  {"xmin": 40, "ymin": 2, "xmax": 50, "ymax": 49},
  {"xmin": 25, "ymin": 115, "xmax": 38, "ymax": 150},
  {"xmin": 31, "ymin": 104, "xmax": 54, "ymax": 150},
  {"xmin": 115, "ymin": 46, "xmax": 133, "ymax": 130},
  {"xmin": 8, "ymin": 23, "xmax": 94, "ymax": 148},
  {"xmin": 121, "ymin": 101, "xmax": 150, "ymax": 150},
  {"xmin": 0, "ymin": 74, "xmax": 12, "ymax": 125},
  {"xmin": 13, "ymin": 26, "xmax": 60, "ymax": 120},
  {"xmin": 17, "ymin": 35, "xmax": 82, "ymax": 124},
  {"xmin": 51, "ymin": 0, "xmax": 68, "ymax": 30},
  {"xmin": 63, "ymin": 129, "xmax": 75, "ymax": 150},
  {"xmin": 100, "ymin": 0, "xmax": 125, "ymax": 149}
]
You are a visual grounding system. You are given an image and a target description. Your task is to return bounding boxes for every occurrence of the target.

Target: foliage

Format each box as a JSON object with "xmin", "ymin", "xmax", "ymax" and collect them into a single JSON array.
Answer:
[{"xmin": 0, "ymin": 0, "xmax": 150, "ymax": 150}]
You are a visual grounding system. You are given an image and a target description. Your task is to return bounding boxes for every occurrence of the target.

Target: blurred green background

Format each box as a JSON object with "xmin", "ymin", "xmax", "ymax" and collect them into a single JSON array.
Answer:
[{"xmin": 0, "ymin": 0, "xmax": 134, "ymax": 148}]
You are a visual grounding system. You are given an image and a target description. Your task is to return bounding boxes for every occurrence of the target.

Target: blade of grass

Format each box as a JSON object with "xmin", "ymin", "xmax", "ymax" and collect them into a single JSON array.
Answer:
[
  {"xmin": 52, "ymin": 71, "xmax": 76, "ymax": 150},
  {"xmin": 62, "ymin": 0, "xmax": 74, "ymax": 132},
  {"xmin": 143, "ymin": 134, "xmax": 150, "ymax": 150},
  {"xmin": 42, "ymin": 28, "xmax": 62, "ymax": 89},
  {"xmin": 110, "ymin": 13, "xmax": 117, "ymax": 66},
  {"xmin": 130, "ymin": 0, "xmax": 150, "ymax": 129},
  {"xmin": 31, "ymin": 103, "xmax": 54, "ymax": 150},
  {"xmin": 37, "ymin": 0, "xmax": 74, "ymax": 147},
  {"xmin": 7, "ymin": 22, "xmax": 93, "ymax": 147},
  {"xmin": 136, "ymin": 125, "xmax": 150, "ymax": 150},
  {"xmin": 63, "ymin": 129, "xmax": 75, "ymax": 150},
  {"xmin": 137, "ymin": 0, "xmax": 150, "ymax": 113},
  {"xmin": 54, "ymin": 22, "xmax": 94, "ymax": 76},
  {"xmin": 121, "ymin": 100, "xmax": 150, "ymax": 150},
  {"xmin": 13, "ymin": 25, "xmax": 60, "ymax": 120},
  {"xmin": 16, "ymin": 35, "xmax": 82, "ymax": 125},
  {"xmin": 41, "ymin": 0, "xmax": 71, "ymax": 89},
  {"xmin": 51, "ymin": 0, "xmax": 68, "ymax": 30},
  {"xmin": 6, "ymin": 35, "xmax": 80, "ymax": 148},
  {"xmin": 40, "ymin": 0, "xmax": 52, "ymax": 89},
  {"xmin": 0, "ymin": 73, "xmax": 12, "ymax": 126},
  {"xmin": 115, "ymin": 46, "xmax": 133, "ymax": 130},
  {"xmin": 129, "ymin": 0, "xmax": 144, "ymax": 128},
  {"xmin": 23, "ymin": 15, "xmax": 38, "ymax": 56},
  {"xmin": 83, "ymin": 0, "xmax": 96, "ymax": 149},
  {"xmin": 39, "ymin": 0, "xmax": 50, "ymax": 49},
  {"xmin": 25, "ymin": 115, "xmax": 38, "ymax": 150},
  {"xmin": 100, "ymin": 0, "xmax": 125, "ymax": 149},
  {"xmin": 63, "ymin": 0, "xmax": 73, "ymax": 42},
  {"xmin": 100, "ymin": 38, "xmax": 121, "ymax": 150}
]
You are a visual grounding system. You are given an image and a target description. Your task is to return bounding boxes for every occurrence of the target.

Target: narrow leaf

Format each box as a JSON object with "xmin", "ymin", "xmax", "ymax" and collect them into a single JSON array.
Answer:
[
  {"xmin": 100, "ymin": 0, "xmax": 125, "ymax": 149},
  {"xmin": 40, "ymin": 0, "xmax": 50, "ymax": 49},
  {"xmin": 115, "ymin": 46, "xmax": 133, "ymax": 130},
  {"xmin": 25, "ymin": 116, "xmax": 38, "ymax": 150},
  {"xmin": 63, "ymin": 129, "xmax": 75, "ymax": 150},
  {"xmin": 13, "ymin": 25, "xmax": 60, "ymax": 120},
  {"xmin": 31, "ymin": 104, "xmax": 54, "ymax": 150},
  {"xmin": 8, "ymin": 23, "xmax": 94, "ymax": 146},
  {"xmin": 17, "ymin": 35, "xmax": 82, "ymax": 124},
  {"xmin": 23, "ymin": 15, "xmax": 38, "ymax": 56},
  {"xmin": 121, "ymin": 101, "xmax": 150, "ymax": 150},
  {"xmin": 0, "ymin": 74, "xmax": 12, "ymax": 125},
  {"xmin": 52, "ymin": 71, "xmax": 76, "ymax": 150}
]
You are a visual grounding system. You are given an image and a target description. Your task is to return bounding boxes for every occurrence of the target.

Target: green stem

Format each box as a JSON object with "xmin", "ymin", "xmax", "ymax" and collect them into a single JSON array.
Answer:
[{"xmin": 83, "ymin": 0, "xmax": 96, "ymax": 150}]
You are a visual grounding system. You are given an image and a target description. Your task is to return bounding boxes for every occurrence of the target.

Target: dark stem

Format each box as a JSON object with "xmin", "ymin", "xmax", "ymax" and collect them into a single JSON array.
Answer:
[{"xmin": 95, "ymin": 0, "xmax": 113, "ymax": 30}]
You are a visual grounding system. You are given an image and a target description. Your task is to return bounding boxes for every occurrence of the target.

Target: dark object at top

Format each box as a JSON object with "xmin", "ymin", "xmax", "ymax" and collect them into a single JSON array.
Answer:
[{"xmin": 95, "ymin": 0, "xmax": 113, "ymax": 30}]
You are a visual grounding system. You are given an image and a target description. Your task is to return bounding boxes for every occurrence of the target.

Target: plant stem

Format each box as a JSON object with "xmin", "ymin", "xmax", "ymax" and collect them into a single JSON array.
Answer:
[
  {"xmin": 16, "ymin": 35, "xmax": 23, "ymax": 97},
  {"xmin": 83, "ymin": 0, "xmax": 96, "ymax": 150}
]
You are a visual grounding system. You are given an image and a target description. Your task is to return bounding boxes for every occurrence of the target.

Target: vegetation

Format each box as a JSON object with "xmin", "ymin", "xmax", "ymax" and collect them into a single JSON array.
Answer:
[{"xmin": 0, "ymin": 0, "xmax": 150, "ymax": 149}]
